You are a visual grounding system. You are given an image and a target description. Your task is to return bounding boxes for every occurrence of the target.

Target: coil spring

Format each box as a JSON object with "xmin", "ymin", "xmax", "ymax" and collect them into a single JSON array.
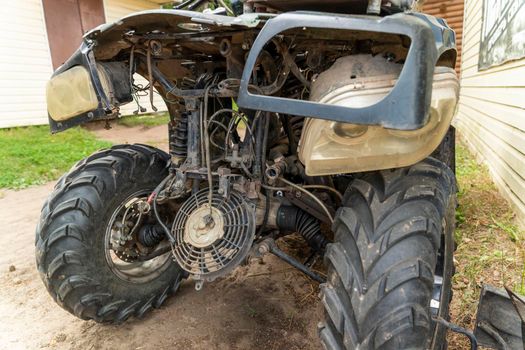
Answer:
[{"xmin": 169, "ymin": 112, "xmax": 188, "ymax": 161}]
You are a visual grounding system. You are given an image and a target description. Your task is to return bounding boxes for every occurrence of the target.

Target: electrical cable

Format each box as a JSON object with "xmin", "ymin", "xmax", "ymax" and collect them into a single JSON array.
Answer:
[
  {"xmin": 203, "ymin": 87, "xmax": 214, "ymax": 212},
  {"xmin": 150, "ymin": 174, "xmax": 176, "ymax": 244},
  {"xmin": 302, "ymin": 185, "xmax": 343, "ymax": 202},
  {"xmin": 278, "ymin": 177, "xmax": 334, "ymax": 223}
]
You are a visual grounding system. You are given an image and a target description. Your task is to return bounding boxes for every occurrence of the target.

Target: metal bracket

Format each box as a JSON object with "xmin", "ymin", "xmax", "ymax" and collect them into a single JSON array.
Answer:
[
  {"xmin": 433, "ymin": 316, "xmax": 478, "ymax": 350},
  {"xmin": 474, "ymin": 284, "xmax": 525, "ymax": 350}
]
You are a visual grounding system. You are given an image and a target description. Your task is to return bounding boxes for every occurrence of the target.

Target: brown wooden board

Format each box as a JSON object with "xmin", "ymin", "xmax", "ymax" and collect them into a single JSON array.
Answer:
[
  {"xmin": 422, "ymin": 0, "xmax": 465, "ymax": 74},
  {"xmin": 43, "ymin": 0, "xmax": 105, "ymax": 69}
]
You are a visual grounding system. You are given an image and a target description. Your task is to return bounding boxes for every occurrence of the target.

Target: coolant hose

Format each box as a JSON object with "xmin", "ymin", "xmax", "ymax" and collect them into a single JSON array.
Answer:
[{"xmin": 276, "ymin": 206, "xmax": 328, "ymax": 252}]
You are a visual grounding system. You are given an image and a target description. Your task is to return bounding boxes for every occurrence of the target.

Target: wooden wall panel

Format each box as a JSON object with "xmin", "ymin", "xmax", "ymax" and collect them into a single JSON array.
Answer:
[
  {"xmin": 456, "ymin": 0, "xmax": 525, "ymax": 227},
  {"xmin": 422, "ymin": 0, "xmax": 464, "ymax": 74}
]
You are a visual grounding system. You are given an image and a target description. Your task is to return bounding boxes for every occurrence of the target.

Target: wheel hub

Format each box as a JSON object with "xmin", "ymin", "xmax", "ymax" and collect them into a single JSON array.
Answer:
[{"xmin": 105, "ymin": 191, "xmax": 172, "ymax": 283}]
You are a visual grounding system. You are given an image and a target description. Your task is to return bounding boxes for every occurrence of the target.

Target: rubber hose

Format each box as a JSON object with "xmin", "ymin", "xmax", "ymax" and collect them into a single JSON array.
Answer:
[{"xmin": 276, "ymin": 206, "xmax": 328, "ymax": 252}]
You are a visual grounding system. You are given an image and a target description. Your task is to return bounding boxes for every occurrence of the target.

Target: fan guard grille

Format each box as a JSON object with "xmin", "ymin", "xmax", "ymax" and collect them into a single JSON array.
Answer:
[{"xmin": 171, "ymin": 188, "xmax": 255, "ymax": 281}]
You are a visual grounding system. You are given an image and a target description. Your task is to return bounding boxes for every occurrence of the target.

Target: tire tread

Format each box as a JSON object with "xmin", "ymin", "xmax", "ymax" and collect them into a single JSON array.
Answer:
[
  {"xmin": 35, "ymin": 144, "xmax": 178, "ymax": 323},
  {"xmin": 319, "ymin": 157, "xmax": 456, "ymax": 350}
]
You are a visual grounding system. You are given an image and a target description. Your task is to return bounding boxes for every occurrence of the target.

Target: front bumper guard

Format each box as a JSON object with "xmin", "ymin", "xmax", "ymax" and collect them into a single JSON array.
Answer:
[{"xmin": 237, "ymin": 11, "xmax": 456, "ymax": 130}]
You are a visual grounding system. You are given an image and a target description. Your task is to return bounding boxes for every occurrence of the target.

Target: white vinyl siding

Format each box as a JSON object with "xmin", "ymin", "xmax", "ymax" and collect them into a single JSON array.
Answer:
[
  {"xmin": 0, "ymin": 0, "xmax": 165, "ymax": 129},
  {"xmin": 456, "ymin": 0, "xmax": 525, "ymax": 227},
  {"xmin": 104, "ymin": 0, "xmax": 162, "ymax": 22},
  {"xmin": 0, "ymin": 1, "xmax": 53, "ymax": 128}
]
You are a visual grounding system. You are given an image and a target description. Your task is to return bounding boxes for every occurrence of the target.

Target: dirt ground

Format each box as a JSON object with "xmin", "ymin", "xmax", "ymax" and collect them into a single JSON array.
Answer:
[
  {"xmin": 1, "ymin": 124, "xmax": 522, "ymax": 350},
  {"xmin": 84, "ymin": 122, "xmax": 170, "ymax": 150},
  {"xmin": 0, "ymin": 124, "xmax": 322, "ymax": 350}
]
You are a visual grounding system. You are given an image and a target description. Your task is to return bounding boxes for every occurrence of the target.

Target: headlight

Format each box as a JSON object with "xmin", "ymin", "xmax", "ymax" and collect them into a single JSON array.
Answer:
[
  {"xmin": 46, "ymin": 66, "xmax": 102, "ymax": 121},
  {"xmin": 46, "ymin": 62, "xmax": 131, "ymax": 122},
  {"xmin": 298, "ymin": 66, "xmax": 459, "ymax": 175}
]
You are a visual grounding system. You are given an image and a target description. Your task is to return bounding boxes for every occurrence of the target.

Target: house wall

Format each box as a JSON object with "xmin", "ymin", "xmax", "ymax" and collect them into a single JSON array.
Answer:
[
  {"xmin": 0, "ymin": 0, "xmax": 165, "ymax": 129},
  {"xmin": 422, "ymin": 0, "xmax": 464, "ymax": 74},
  {"xmin": 456, "ymin": 0, "xmax": 525, "ymax": 227},
  {"xmin": 104, "ymin": 0, "xmax": 161, "ymax": 22},
  {"xmin": 0, "ymin": 1, "xmax": 54, "ymax": 128}
]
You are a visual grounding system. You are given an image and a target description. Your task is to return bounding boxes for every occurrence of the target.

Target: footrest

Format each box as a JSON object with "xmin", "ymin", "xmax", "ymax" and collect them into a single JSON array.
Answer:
[{"xmin": 474, "ymin": 284, "xmax": 525, "ymax": 350}]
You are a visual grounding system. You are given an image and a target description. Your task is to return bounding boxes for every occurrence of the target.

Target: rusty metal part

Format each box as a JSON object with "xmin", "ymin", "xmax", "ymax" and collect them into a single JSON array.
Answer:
[
  {"xmin": 219, "ymin": 38, "xmax": 244, "ymax": 79},
  {"xmin": 254, "ymin": 238, "xmax": 325, "ymax": 283},
  {"xmin": 255, "ymin": 195, "xmax": 281, "ymax": 227},
  {"xmin": 302, "ymin": 185, "xmax": 343, "ymax": 202},
  {"xmin": 265, "ymin": 156, "xmax": 287, "ymax": 184},
  {"xmin": 279, "ymin": 177, "xmax": 333, "ymax": 223},
  {"xmin": 146, "ymin": 46, "xmax": 157, "ymax": 112},
  {"xmin": 149, "ymin": 40, "xmax": 163, "ymax": 56}
]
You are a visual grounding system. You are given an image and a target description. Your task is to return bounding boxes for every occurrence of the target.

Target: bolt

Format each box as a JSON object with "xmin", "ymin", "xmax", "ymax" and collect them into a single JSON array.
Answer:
[
  {"xmin": 258, "ymin": 244, "xmax": 269, "ymax": 255},
  {"xmin": 195, "ymin": 280, "xmax": 204, "ymax": 291}
]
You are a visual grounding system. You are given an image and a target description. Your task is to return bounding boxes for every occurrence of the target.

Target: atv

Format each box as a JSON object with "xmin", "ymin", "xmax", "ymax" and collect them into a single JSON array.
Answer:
[{"xmin": 36, "ymin": 1, "xmax": 486, "ymax": 348}]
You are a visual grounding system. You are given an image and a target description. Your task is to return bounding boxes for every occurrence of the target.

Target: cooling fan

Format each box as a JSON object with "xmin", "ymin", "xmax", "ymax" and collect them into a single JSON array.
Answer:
[{"xmin": 171, "ymin": 188, "xmax": 255, "ymax": 282}]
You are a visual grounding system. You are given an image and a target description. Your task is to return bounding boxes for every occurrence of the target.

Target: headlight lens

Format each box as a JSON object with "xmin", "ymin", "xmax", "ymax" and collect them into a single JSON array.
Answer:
[
  {"xmin": 46, "ymin": 66, "xmax": 100, "ymax": 121},
  {"xmin": 46, "ymin": 64, "xmax": 118, "ymax": 122},
  {"xmin": 332, "ymin": 123, "xmax": 369, "ymax": 139},
  {"xmin": 298, "ymin": 66, "xmax": 459, "ymax": 175}
]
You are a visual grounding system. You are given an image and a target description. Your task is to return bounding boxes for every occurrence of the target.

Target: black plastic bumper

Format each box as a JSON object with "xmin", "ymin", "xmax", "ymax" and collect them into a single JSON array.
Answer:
[{"xmin": 237, "ymin": 11, "xmax": 456, "ymax": 130}]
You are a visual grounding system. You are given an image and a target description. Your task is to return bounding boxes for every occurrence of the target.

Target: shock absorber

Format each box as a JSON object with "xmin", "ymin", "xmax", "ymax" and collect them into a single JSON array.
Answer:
[{"xmin": 169, "ymin": 112, "xmax": 188, "ymax": 166}]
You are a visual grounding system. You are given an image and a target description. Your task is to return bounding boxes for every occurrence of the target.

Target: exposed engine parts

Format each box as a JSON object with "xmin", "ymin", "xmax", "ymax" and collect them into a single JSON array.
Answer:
[
  {"xmin": 65, "ymin": 7, "xmax": 453, "ymax": 292},
  {"xmin": 276, "ymin": 206, "xmax": 328, "ymax": 253},
  {"xmin": 168, "ymin": 112, "xmax": 189, "ymax": 165}
]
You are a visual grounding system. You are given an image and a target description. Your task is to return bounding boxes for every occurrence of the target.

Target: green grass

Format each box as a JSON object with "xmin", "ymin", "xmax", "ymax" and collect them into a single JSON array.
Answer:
[
  {"xmin": 117, "ymin": 113, "xmax": 170, "ymax": 128},
  {"xmin": 449, "ymin": 141, "xmax": 525, "ymax": 348},
  {"xmin": 0, "ymin": 126, "xmax": 111, "ymax": 189},
  {"xmin": 518, "ymin": 264, "xmax": 525, "ymax": 295}
]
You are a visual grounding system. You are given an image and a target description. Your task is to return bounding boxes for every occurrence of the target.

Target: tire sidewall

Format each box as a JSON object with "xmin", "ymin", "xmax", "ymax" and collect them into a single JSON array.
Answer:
[{"xmin": 430, "ymin": 195, "xmax": 456, "ymax": 349}]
